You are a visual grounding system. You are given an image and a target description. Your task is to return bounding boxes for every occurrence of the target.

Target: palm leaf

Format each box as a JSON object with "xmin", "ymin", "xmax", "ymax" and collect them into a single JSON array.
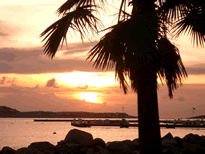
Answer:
[
  {"xmin": 171, "ymin": 8, "xmax": 205, "ymax": 47},
  {"xmin": 158, "ymin": 0, "xmax": 190, "ymax": 24},
  {"xmin": 86, "ymin": 13, "xmax": 159, "ymax": 94},
  {"xmin": 157, "ymin": 36, "xmax": 187, "ymax": 98},
  {"xmin": 56, "ymin": 0, "xmax": 107, "ymax": 16},
  {"xmin": 40, "ymin": 5, "xmax": 104, "ymax": 59}
]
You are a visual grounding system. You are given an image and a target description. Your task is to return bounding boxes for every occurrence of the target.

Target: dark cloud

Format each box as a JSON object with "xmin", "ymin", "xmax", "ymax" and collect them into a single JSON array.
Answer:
[
  {"xmin": 0, "ymin": 42, "xmax": 114, "ymax": 74},
  {"xmin": 46, "ymin": 78, "xmax": 58, "ymax": 88},
  {"xmin": 62, "ymin": 41, "xmax": 97, "ymax": 55},
  {"xmin": 0, "ymin": 76, "xmax": 7, "ymax": 84},
  {"xmin": 1, "ymin": 42, "xmax": 204, "ymax": 75},
  {"xmin": 0, "ymin": 52, "xmax": 17, "ymax": 62},
  {"xmin": 186, "ymin": 64, "xmax": 205, "ymax": 75},
  {"xmin": 0, "ymin": 76, "xmax": 18, "ymax": 86}
]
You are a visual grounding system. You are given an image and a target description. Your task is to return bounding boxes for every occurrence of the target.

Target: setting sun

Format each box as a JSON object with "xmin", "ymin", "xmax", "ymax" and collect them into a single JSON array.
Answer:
[{"xmin": 79, "ymin": 92, "xmax": 100, "ymax": 103}]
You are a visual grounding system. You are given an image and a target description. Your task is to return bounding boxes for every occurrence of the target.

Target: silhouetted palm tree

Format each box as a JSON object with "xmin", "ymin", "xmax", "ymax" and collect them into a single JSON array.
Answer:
[{"xmin": 40, "ymin": 0, "xmax": 205, "ymax": 153}]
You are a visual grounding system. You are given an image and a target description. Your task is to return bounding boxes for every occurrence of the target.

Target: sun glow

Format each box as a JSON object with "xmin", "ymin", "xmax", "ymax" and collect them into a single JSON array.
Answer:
[
  {"xmin": 57, "ymin": 71, "xmax": 117, "ymax": 87},
  {"xmin": 79, "ymin": 92, "xmax": 100, "ymax": 103}
]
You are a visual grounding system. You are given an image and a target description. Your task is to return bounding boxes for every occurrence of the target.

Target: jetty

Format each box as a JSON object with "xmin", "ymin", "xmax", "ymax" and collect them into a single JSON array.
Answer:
[
  {"xmin": 33, "ymin": 118, "xmax": 205, "ymax": 128},
  {"xmin": 70, "ymin": 118, "xmax": 205, "ymax": 128}
]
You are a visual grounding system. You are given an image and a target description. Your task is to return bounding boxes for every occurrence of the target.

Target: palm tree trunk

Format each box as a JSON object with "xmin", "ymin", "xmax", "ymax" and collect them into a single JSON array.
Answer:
[
  {"xmin": 137, "ymin": 69, "xmax": 162, "ymax": 154},
  {"xmin": 130, "ymin": 1, "xmax": 163, "ymax": 153}
]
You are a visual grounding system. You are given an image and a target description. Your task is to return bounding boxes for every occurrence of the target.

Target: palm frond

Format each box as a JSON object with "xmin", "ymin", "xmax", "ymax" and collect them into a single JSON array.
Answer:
[
  {"xmin": 171, "ymin": 8, "xmax": 205, "ymax": 47},
  {"xmin": 56, "ymin": 0, "xmax": 80, "ymax": 16},
  {"xmin": 158, "ymin": 0, "xmax": 190, "ymax": 24},
  {"xmin": 56, "ymin": 0, "xmax": 107, "ymax": 16},
  {"xmin": 157, "ymin": 36, "xmax": 187, "ymax": 98},
  {"xmin": 40, "ymin": 5, "xmax": 104, "ymax": 59},
  {"xmin": 115, "ymin": 61, "xmax": 129, "ymax": 94},
  {"xmin": 86, "ymin": 13, "xmax": 159, "ymax": 93}
]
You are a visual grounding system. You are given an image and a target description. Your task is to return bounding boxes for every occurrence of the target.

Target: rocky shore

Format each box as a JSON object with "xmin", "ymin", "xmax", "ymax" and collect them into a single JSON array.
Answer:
[{"xmin": 1, "ymin": 129, "xmax": 205, "ymax": 154}]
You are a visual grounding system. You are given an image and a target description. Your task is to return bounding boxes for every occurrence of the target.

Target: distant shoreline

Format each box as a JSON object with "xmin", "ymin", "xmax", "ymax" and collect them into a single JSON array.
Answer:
[{"xmin": 0, "ymin": 106, "xmax": 137, "ymax": 118}]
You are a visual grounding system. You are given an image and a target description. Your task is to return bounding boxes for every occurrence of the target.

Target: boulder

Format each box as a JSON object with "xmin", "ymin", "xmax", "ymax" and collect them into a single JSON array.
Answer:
[
  {"xmin": 122, "ymin": 140, "xmax": 137, "ymax": 151},
  {"xmin": 182, "ymin": 133, "xmax": 202, "ymax": 144},
  {"xmin": 86, "ymin": 148, "xmax": 94, "ymax": 154},
  {"xmin": 16, "ymin": 147, "xmax": 43, "ymax": 154},
  {"xmin": 64, "ymin": 129, "xmax": 94, "ymax": 146},
  {"xmin": 183, "ymin": 142, "xmax": 205, "ymax": 153},
  {"xmin": 198, "ymin": 139, "xmax": 205, "ymax": 148},
  {"xmin": 174, "ymin": 136, "xmax": 184, "ymax": 148},
  {"xmin": 28, "ymin": 141, "xmax": 54, "ymax": 151},
  {"xmin": 162, "ymin": 132, "xmax": 174, "ymax": 139},
  {"xmin": 201, "ymin": 135, "xmax": 205, "ymax": 141},
  {"xmin": 43, "ymin": 150, "xmax": 54, "ymax": 154},
  {"xmin": 93, "ymin": 138, "xmax": 106, "ymax": 149},
  {"xmin": 107, "ymin": 141, "xmax": 132, "ymax": 154},
  {"xmin": 132, "ymin": 138, "xmax": 139, "ymax": 145},
  {"xmin": 99, "ymin": 148, "xmax": 110, "ymax": 154},
  {"xmin": 51, "ymin": 145, "xmax": 71, "ymax": 154},
  {"xmin": 162, "ymin": 138, "xmax": 177, "ymax": 148},
  {"xmin": 1, "ymin": 146, "xmax": 16, "ymax": 154},
  {"xmin": 168, "ymin": 147, "xmax": 183, "ymax": 154},
  {"xmin": 107, "ymin": 141, "xmax": 123, "ymax": 151}
]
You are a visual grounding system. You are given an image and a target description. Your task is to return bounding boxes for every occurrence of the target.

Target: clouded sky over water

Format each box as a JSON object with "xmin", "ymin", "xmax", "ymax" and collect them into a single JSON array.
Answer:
[{"xmin": 0, "ymin": 0, "xmax": 205, "ymax": 118}]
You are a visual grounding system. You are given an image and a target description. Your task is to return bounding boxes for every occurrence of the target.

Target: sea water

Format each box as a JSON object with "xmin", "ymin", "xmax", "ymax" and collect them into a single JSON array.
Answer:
[{"xmin": 1, "ymin": 118, "xmax": 205, "ymax": 150}]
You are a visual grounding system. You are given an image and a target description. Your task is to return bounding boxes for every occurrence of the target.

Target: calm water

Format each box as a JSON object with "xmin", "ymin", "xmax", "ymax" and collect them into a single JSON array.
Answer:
[{"xmin": 1, "ymin": 118, "xmax": 205, "ymax": 150}]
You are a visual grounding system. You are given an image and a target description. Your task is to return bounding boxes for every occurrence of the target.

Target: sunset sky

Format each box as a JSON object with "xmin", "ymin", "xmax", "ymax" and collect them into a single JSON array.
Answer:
[{"xmin": 0, "ymin": 0, "xmax": 205, "ymax": 118}]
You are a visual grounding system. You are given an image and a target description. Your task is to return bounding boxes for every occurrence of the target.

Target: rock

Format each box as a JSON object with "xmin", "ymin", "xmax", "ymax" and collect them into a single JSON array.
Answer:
[
  {"xmin": 201, "ymin": 135, "xmax": 205, "ymax": 141},
  {"xmin": 132, "ymin": 151, "xmax": 138, "ymax": 154},
  {"xmin": 93, "ymin": 138, "xmax": 106, "ymax": 149},
  {"xmin": 52, "ymin": 145, "xmax": 71, "ymax": 154},
  {"xmin": 132, "ymin": 138, "xmax": 139, "ymax": 146},
  {"xmin": 99, "ymin": 148, "xmax": 110, "ymax": 154},
  {"xmin": 1, "ymin": 146, "xmax": 16, "ymax": 154},
  {"xmin": 122, "ymin": 140, "xmax": 137, "ymax": 151},
  {"xmin": 43, "ymin": 149, "xmax": 54, "ymax": 154},
  {"xmin": 120, "ymin": 144, "xmax": 132, "ymax": 154},
  {"xmin": 162, "ymin": 138, "xmax": 177, "ymax": 148},
  {"xmin": 86, "ymin": 148, "xmax": 94, "ymax": 154},
  {"xmin": 162, "ymin": 132, "xmax": 174, "ymax": 139},
  {"xmin": 80, "ymin": 147, "xmax": 87, "ymax": 153},
  {"xmin": 198, "ymin": 139, "xmax": 205, "ymax": 148},
  {"xmin": 64, "ymin": 129, "xmax": 94, "ymax": 146},
  {"xmin": 182, "ymin": 133, "xmax": 202, "ymax": 144},
  {"xmin": 107, "ymin": 141, "xmax": 122, "ymax": 151},
  {"xmin": 171, "ymin": 147, "xmax": 184, "ymax": 154},
  {"xmin": 183, "ymin": 142, "xmax": 205, "ymax": 153},
  {"xmin": 28, "ymin": 141, "xmax": 54, "ymax": 151},
  {"xmin": 107, "ymin": 141, "xmax": 132, "ymax": 154},
  {"xmin": 16, "ymin": 147, "xmax": 43, "ymax": 154},
  {"xmin": 122, "ymin": 140, "xmax": 132, "ymax": 145},
  {"xmin": 57, "ymin": 140, "xmax": 66, "ymax": 145},
  {"xmin": 174, "ymin": 136, "xmax": 184, "ymax": 148}
]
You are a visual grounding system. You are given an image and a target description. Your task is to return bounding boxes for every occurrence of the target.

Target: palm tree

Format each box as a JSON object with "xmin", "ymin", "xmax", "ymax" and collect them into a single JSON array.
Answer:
[{"xmin": 40, "ymin": 0, "xmax": 204, "ymax": 153}]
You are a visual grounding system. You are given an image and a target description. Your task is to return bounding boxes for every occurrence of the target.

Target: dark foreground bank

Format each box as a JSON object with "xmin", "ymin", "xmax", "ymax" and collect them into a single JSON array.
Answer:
[{"xmin": 1, "ymin": 129, "xmax": 205, "ymax": 154}]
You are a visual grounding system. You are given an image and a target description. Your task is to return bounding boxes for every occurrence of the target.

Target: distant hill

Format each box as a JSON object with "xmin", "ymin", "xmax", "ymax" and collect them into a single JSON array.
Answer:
[
  {"xmin": 0, "ymin": 106, "xmax": 137, "ymax": 118},
  {"xmin": 0, "ymin": 106, "xmax": 20, "ymax": 117}
]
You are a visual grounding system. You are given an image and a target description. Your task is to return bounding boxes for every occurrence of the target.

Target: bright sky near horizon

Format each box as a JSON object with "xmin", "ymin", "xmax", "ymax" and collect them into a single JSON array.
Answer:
[{"xmin": 0, "ymin": 0, "xmax": 205, "ymax": 118}]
